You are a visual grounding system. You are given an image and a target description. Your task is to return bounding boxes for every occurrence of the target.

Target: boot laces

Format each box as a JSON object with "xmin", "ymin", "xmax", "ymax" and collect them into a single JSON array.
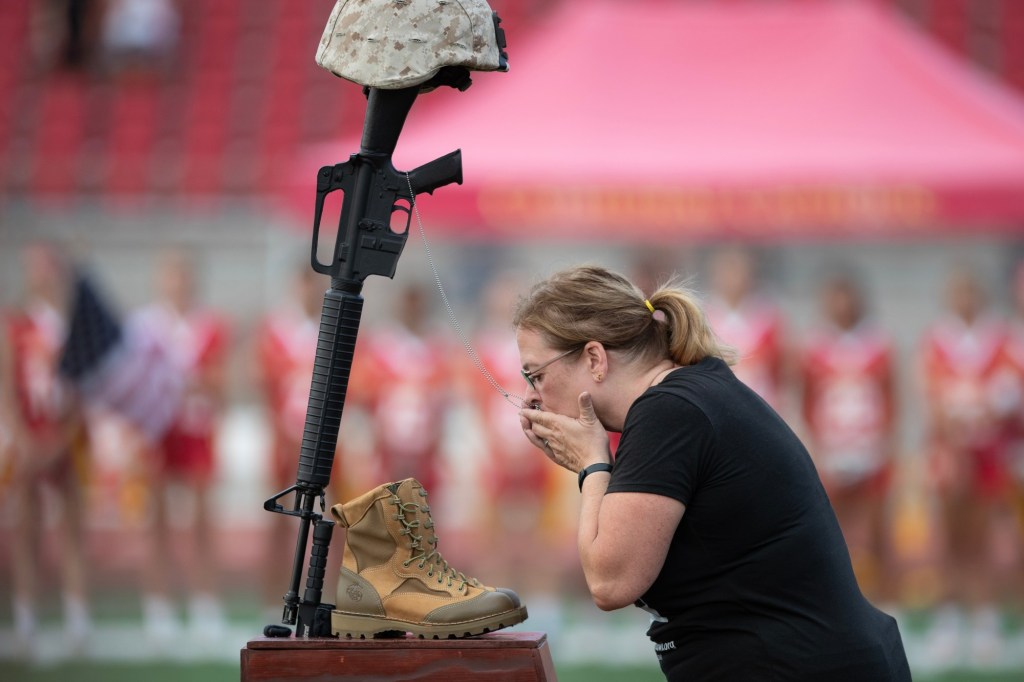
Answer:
[{"xmin": 390, "ymin": 490, "xmax": 476, "ymax": 591}]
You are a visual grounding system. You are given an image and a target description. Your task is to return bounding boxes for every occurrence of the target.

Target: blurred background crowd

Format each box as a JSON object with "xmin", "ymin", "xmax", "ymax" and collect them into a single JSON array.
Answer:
[{"xmin": 2, "ymin": 0, "xmax": 1024, "ymax": 679}]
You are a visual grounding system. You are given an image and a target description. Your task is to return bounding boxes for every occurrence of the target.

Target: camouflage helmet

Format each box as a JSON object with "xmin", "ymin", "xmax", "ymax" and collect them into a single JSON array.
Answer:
[{"xmin": 316, "ymin": 0, "xmax": 509, "ymax": 90}]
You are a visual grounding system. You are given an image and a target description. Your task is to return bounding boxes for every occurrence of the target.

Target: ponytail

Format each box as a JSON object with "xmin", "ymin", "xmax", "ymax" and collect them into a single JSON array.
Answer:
[{"xmin": 648, "ymin": 283, "xmax": 736, "ymax": 366}]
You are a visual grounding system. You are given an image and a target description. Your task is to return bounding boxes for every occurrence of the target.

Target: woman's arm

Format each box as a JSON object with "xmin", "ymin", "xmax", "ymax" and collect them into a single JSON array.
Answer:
[
  {"xmin": 0, "ymin": 323, "xmax": 28, "ymax": 459},
  {"xmin": 521, "ymin": 391, "xmax": 687, "ymax": 610},
  {"xmin": 579, "ymin": 479, "xmax": 685, "ymax": 610}
]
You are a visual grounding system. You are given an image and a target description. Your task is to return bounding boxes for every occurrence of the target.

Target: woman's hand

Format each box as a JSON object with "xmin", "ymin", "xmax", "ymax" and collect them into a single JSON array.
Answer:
[{"xmin": 520, "ymin": 392, "xmax": 610, "ymax": 473}]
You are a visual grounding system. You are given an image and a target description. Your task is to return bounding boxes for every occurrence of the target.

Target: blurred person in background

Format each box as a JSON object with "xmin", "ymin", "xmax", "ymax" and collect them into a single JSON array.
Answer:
[
  {"xmin": 999, "ymin": 261, "xmax": 1024, "ymax": 604},
  {"xmin": 705, "ymin": 246, "xmax": 788, "ymax": 413},
  {"xmin": 467, "ymin": 271, "xmax": 573, "ymax": 607},
  {"xmin": 799, "ymin": 271, "xmax": 897, "ymax": 604},
  {"xmin": 29, "ymin": 0, "xmax": 101, "ymax": 70},
  {"xmin": 356, "ymin": 284, "xmax": 452, "ymax": 496},
  {"xmin": 1, "ymin": 243, "xmax": 92, "ymax": 656},
  {"xmin": 920, "ymin": 266, "xmax": 1019, "ymax": 667},
  {"xmin": 515, "ymin": 265, "xmax": 909, "ymax": 681},
  {"xmin": 628, "ymin": 248, "xmax": 681, "ymax": 301},
  {"xmin": 29, "ymin": 0, "xmax": 100, "ymax": 69},
  {"xmin": 100, "ymin": 0, "xmax": 180, "ymax": 77},
  {"xmin": 133, "ymin": 248, "xmax": 230, "ymax": 644}
]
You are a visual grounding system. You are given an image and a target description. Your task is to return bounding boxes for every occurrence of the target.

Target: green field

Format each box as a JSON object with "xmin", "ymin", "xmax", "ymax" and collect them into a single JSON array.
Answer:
[{"xmin": 2, "ymin": 593, "xmax": 1021, "ymax": 681}]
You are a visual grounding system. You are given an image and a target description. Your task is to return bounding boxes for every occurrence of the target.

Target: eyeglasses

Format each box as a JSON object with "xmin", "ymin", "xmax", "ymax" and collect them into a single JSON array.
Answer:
[{"xmin": 521, "ymin": 347, "xmax": 580, "ymax": 392}]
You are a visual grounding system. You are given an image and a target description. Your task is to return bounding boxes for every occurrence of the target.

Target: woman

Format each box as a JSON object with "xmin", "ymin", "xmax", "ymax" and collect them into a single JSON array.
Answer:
[
  {"xmin": 919, "ymin": 266, "xmax": 1016, "ymax": 664},
  {"xmin": 800, "ymin": 271, "xmax": 897, "ymax": 603},
  {"xmin": 3, "ymin": 243, "xmax": 92, "ymax": 656},
  {"xmin": 516, "ymin": 265, "xmax": 910, "ymax": 681}
]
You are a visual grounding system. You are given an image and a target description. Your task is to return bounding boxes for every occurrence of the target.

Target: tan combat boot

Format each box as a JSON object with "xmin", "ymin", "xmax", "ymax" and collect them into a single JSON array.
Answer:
[{"xmin": 330, "ymin": 478, "xmax": 528, "ymax": 638}]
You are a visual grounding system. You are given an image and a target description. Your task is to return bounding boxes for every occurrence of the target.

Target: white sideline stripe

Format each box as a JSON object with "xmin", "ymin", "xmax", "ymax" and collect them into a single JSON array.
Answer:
[
  {"xmin": 0, "ymin": 623, "xmax": 249, "ymax": 664},
  {"xmin": 0, "ymin": 621, "xmax": 653, "ymax": 666},
  {"xmin": 1, "ymin": 622, "xmax": 1023, "ymax": 671}
]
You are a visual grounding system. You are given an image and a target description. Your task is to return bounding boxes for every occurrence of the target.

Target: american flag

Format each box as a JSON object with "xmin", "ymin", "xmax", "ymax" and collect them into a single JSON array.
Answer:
[{"xmin": 59, "ymin": 273, "xmax": 183, "ymax": 443}]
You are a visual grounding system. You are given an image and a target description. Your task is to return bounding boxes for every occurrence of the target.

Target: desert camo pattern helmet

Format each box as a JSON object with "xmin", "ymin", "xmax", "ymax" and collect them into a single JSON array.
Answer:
[{"xmin": 316, "ymin": 0, "xmax": 508, "ymax": 89}]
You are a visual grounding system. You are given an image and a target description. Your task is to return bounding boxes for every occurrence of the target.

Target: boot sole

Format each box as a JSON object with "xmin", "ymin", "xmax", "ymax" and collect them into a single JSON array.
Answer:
[{"xmin": 331, "ymin": 606, "xmax": 529, "ymax": 639}]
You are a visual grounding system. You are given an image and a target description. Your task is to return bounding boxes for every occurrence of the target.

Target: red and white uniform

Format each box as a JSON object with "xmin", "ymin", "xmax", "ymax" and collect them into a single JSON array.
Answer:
[
  {"xmin": 921, "ymin": 314, "xmax": 1011, "ymax": 496},
  {"xmin": 801, "ymin": 322, "xmax": 894, "ymax": 491},
  {"xmin": 135, "ymin": 304, "xmax": 229, "ymax": 484},
  {"xmin": 256, "ymin": 309, "xmax": 320, "ymax": 486},
  {"xmin": 3, "ymin": 303, "xmax": 87, "ymax": 484},
  {"xmin": 5, "ymin": 303, "xmax": 70, "ymax": 437},
  {"xmin": 358, "ymin": 324, "xmax": 450, "ymax": 494},
  {"xmin": 706, "ymin": 297, "xmax": 784, "ymax": 409}
]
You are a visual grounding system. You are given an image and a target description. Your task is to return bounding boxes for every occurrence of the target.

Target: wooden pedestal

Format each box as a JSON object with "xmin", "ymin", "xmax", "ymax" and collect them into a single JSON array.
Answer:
[{"xmin": 240, "ymin": 631, "xmax": 558, "ymax": 682}]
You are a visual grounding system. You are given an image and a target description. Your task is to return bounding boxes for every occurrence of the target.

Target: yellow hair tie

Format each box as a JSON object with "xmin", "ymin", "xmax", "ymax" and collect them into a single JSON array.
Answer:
[{"xmin": 644, "ymin": 299, "xmax": 655, "ymax": 314}]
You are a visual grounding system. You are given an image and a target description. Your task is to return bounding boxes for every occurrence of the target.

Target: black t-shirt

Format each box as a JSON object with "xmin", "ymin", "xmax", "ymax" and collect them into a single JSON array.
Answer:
[{"xmin": 606, "ymin": 357, "xmax": 910, "ymax": 681}]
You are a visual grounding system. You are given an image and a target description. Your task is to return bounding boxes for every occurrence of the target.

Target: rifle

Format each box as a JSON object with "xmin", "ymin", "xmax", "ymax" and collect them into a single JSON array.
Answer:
[{"xmin": 263, "ymin": 84, "xmax": 462, "ymax": 638}]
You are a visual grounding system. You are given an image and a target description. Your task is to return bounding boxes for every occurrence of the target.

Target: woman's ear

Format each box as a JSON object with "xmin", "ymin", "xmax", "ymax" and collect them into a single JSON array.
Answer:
[{"xmin": 583, "ymin": 341, "xmax": 608, "ymax": 378}]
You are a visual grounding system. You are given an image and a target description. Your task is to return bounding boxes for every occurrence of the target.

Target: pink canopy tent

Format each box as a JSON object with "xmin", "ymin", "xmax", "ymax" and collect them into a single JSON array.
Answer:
[{"xmin": 287, "ymin": 0, "xmax": 1024, "ymax": 240}]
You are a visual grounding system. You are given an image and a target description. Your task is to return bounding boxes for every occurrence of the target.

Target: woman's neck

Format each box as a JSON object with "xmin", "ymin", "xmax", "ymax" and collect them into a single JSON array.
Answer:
[{"xmin": 600, "ymin": 359, "xmax": 678, "ymax": 431}]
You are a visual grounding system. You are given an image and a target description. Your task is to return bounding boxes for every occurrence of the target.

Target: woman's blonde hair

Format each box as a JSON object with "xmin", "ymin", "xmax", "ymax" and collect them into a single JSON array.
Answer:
[{"xmin": 513, "ymin": 265, "xmax": 735, "ymax": 367}]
